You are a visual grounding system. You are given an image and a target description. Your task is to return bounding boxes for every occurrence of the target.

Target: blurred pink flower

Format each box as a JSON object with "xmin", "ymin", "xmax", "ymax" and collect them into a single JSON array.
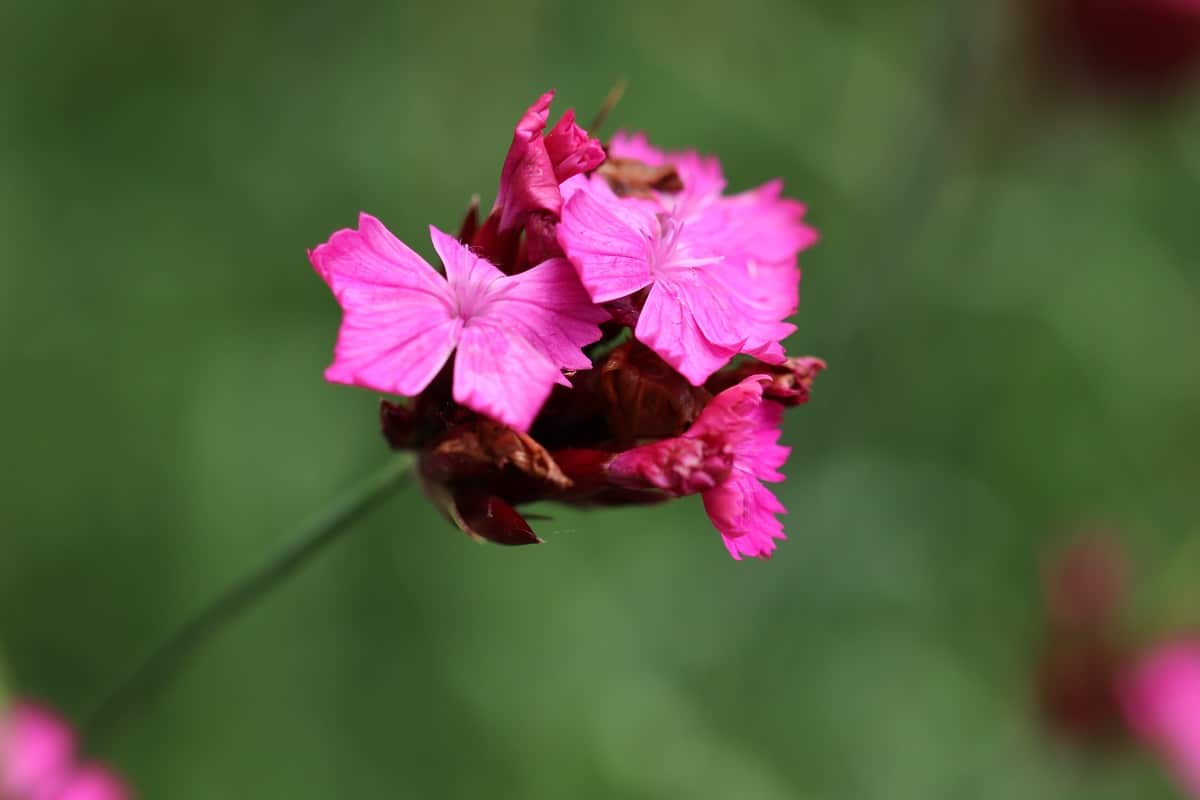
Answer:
[
  {"xmin": 0, "ymin": 702, "xmax": 129, "ymax": 800},
  {"xmin": 608, "ymin": 375, "xmax": 790, "ymax": 559},
  {"xmin": 310, "ymin": 215, "xmax": 606, "ymax": 432},
  {"xmin": 493, "ymin": 91, "xmax": 605, "ymax": 232},
  {"xmin": 1122, "ymin": 640, "xmax": 1200, "ymax": 797}
]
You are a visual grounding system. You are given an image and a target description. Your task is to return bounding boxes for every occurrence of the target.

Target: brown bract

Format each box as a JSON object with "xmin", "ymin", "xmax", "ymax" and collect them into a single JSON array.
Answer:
[
  {"xmin": 598, "ymin": 341, "xmax": 710, "ymax": 444},
  {"xmin": 415, "ymin": 417, "xmax": 573, "ymax": 546},
  {"xmin": 596, "ymin": 157, "xmax": 683, "ymax": 198},
  {"xmin": 422, "ymin": 418, "xmax": 571, "ymax": 491}
]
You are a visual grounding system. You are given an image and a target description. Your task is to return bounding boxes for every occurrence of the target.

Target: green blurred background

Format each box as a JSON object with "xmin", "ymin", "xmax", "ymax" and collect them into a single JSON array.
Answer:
[{"xmin": 2, "ymin": 0, "xmax": 1199, "ymax": 797}]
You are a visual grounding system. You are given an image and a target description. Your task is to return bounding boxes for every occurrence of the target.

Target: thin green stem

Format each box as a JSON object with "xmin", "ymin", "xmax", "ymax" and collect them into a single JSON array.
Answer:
[
  {"xmin": 589, "ymin": 77, "xmax": 628, "ymax": 135},
  {"xmin": 81, "ymin": 455, "xmax": 414, "ymax": 744}
]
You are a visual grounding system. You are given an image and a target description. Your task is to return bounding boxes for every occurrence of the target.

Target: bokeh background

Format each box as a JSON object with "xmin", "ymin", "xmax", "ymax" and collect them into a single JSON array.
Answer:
[{"xmin": 2, "ymin": 0, "xmax": 1199, "ymax": 797}]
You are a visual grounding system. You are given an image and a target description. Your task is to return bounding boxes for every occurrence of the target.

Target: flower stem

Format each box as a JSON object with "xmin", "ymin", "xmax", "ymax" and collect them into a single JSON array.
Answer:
[
  {"xmin": 81, "ymin": 455, "xmax": 415, "ymax": 744},
  {"xmin": 589, "ymin": 77, "xmax": 628, "ymax": 134}
]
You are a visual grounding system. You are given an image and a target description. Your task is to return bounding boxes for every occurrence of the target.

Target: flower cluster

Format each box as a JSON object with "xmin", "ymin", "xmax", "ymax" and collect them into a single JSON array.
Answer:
[
  {"xmin": 1, "ymin": 701, "xmax": 129, "ymax": 800},
  {"xmin": 310, "ymin": 91, "xmax": 821, "ymax": 560}
]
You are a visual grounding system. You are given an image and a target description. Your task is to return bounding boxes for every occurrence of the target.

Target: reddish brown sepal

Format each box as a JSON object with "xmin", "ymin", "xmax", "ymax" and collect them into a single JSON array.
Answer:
[
  {"xmin": 380, "ymin": 400, "xmax": 417, "ymax": 450},
  {"xmin": 456, "ymin": 195, "xmax": 480, "ymax": 243},
  {"xmin": 708, "ymin": 356, "xmax": 826, "ymax": 406},
  {"xmin": 422, "ymin": 418, "xmax": 571, "ymax": 491},
  {"xmin": 453, "ymin": 493, "xmax": 542, "ymax": 546}
]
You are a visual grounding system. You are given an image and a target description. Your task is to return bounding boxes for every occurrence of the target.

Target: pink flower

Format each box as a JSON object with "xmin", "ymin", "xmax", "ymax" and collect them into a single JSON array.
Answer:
[
  {"xmin": 493, "ymin": 91, "xmax": 605, "ymax": 233},
  {"xmin": 559, "ymin": 132, "xmax": 818, "ymax": 382},
  {"xmin": 557, "ymin": 175, "xmax": 756, "ymax": 385},
  {"xmin": 310, "ymin": 214, "xmax": 606, "ymax": 432},
  {"xmin": 607, "ymin": 375, "xmax": 790, "ymax": 559},
  {"xmin": 1122, "ymin": 641, "xmax": 1200, "ymax": 797},
  {"xmin": 1, "ymin": 702, "xmax": 130, "ymax": 800},
  {"xmin": 609, "ymin": 134, "xmax": 817, "ymax": 363}
]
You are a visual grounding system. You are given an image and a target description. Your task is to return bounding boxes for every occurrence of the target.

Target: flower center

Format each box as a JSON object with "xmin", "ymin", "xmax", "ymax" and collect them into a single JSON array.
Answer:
[{"xmin": 646, "ymin": 214, "xmax": 721, "ymax": 279}]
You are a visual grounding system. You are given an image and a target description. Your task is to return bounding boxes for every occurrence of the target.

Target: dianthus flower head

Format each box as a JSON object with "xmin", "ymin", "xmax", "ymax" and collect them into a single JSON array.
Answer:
[
  {"xmin": 311, "ymin": 90, "xmax": 824, "ymax": 561},
  {"xmin": 310, "ymin": 215, "xmax": 606, "ymax": 432},
  {"xmin": 1121, "ymin": 640, "xmax": 1200, "ymax": 796},
  {"xmin": 0, "ymin": 701, "xmax": 130, "ymax": 800}
]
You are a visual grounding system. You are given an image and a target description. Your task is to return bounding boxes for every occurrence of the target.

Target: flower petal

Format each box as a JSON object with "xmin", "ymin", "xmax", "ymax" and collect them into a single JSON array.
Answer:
[
  {"xmin": 690, "ymin": 376, "xmax": 790, "ymax": 560},
  {"xmin": 488, "ymin": 257, "xmax": 607, "ymax": 372},
  {"xmin": 0, "ymin": 703, "xmax": 76, "ymax": 797},
  {"xmin": 1122, "ymin": 641, "xmax": 1200, "ymax": 798},
  {"xmin": 428, "ymin": 224, "xmax": 505, "ymax": 299},
  {"xmin": 311, "ymin": 214, "xmax": 459, "ymax": 396},
  {"xmin": 703, "ymin": 471, "xmax": 788, "ymax": 560},
  {"xmin": 453, "ymin": 320, "xmax": 563, "ymax": 432},
  {"xmin": 324, "ymin": 315, "xmax": 462, "ymax": 397},
  {"xmin": 721, "ymin": 179, "xmax": 818, "ymax": 266},
  {"xmin": 311, "ymin": 213, "xmax": 452, "ymax": 303},
  {"xmin": 607, "ymin": 131, "xmax": 667, "ymax": 166},
  {"xmin": 557, "ymin": 177, "xmax": 657, "ymax": 302},
  {"xmin": 56, "ymin": 765, "xmax": 131, "ymax": 800},
  {"xmin": 636, "ymin": 279, "xmax": 741, "ymax": 386}
]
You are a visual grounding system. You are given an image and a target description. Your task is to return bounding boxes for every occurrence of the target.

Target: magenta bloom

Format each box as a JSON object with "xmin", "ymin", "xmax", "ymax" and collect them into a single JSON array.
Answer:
[
  {"xmin": 608, "ymin": 375, "xmax": 790, "ymax": 559},
  {"xmin": 493, "ymin": 91, "xmax": 605, "ymax": 233},
  {"xmin": 609, "ymin": 134, "xmax": 817, "ymax": 363},
  {"xmin": 558, "ymin": 175, "xmax": 754, "ymax": 384},
  {"xmin": 0, "ymin": 702, "xmax": 130, "ymax": 800},
  {"xmin": 558, "ymin": 133, "xmax": 817, "ymax": 383},
  {"xmin": 1122, "ymin": 641, "xmax": 1200, "ymax": 797},
  {"xmin": 310, "ymin": 215, "xmax": 606, "ymax": 432}
]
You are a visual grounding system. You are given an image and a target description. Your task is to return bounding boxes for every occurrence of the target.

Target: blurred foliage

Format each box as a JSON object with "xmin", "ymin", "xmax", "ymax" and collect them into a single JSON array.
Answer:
[{"xmin": 1, "ymin": 0, "xmax": 1198, "ymax": 797}]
